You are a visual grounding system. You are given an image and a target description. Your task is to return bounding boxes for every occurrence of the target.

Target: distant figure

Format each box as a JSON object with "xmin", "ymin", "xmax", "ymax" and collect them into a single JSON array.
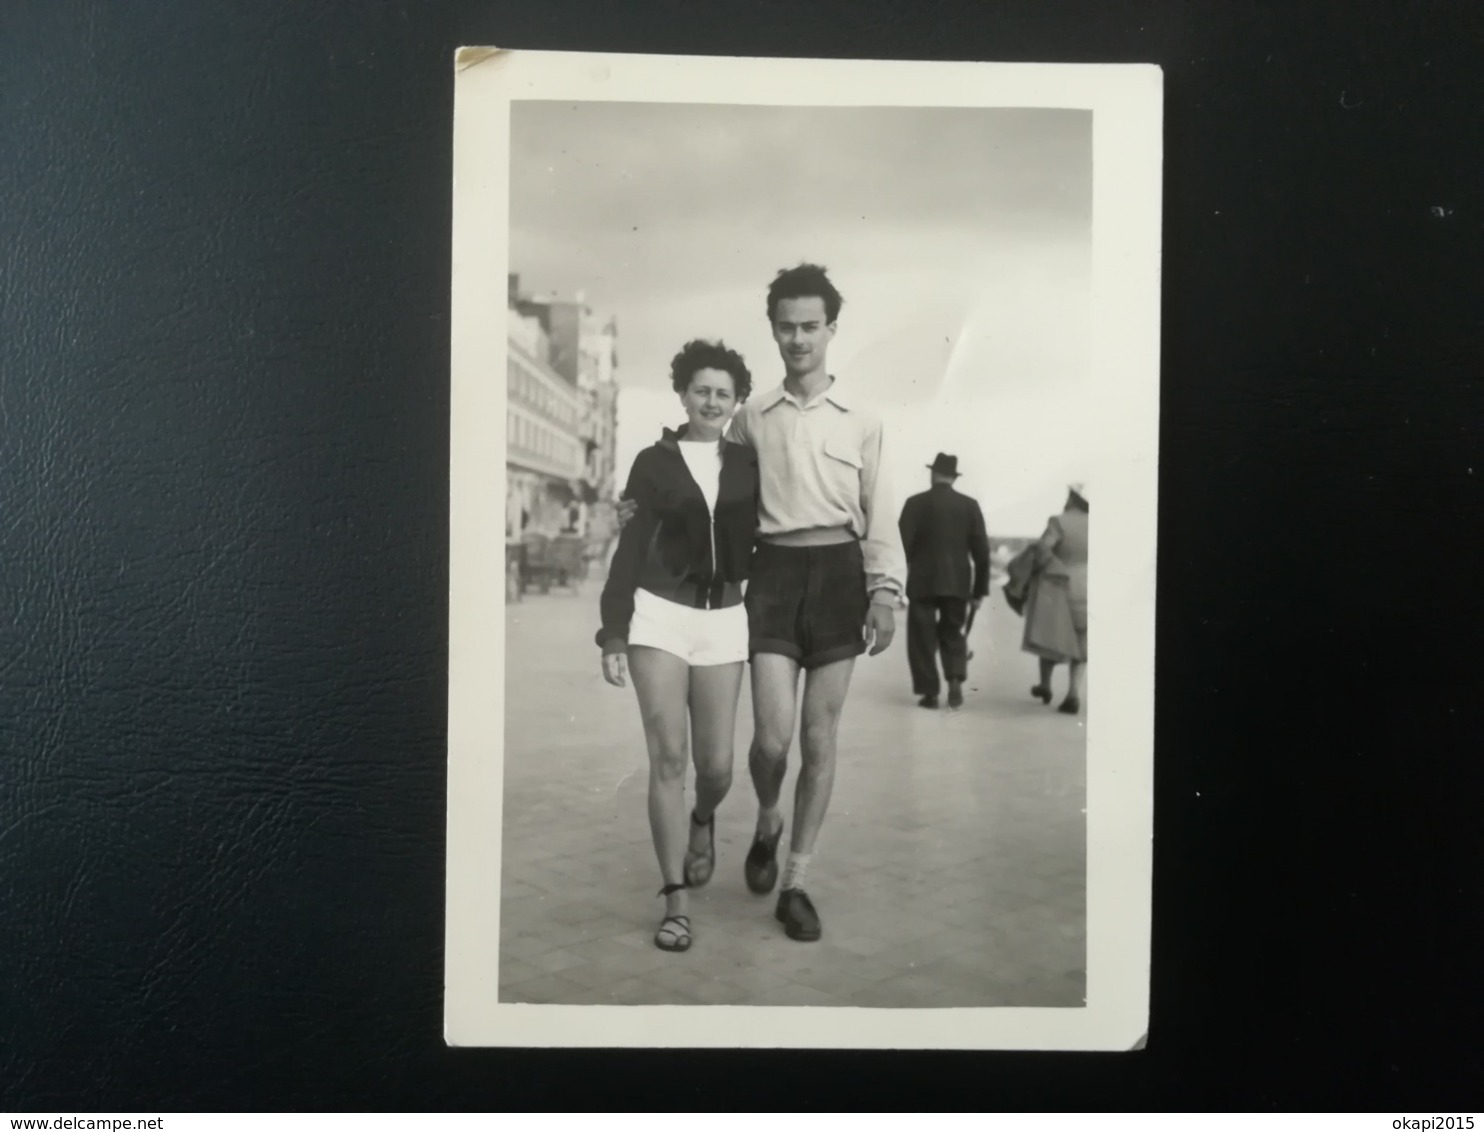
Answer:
[
  {"xmin": 898, "ymin": 453, "xmax": 991, "ymax": 709},
  {"xmin": 1021, "ymin": 484, "xmax": 1090, "ymax": 715}
]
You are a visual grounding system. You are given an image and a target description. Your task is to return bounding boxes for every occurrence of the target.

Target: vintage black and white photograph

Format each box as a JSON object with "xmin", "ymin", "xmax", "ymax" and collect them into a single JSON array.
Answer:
[{"xmin": 448, "ymin": 50, "xmax": 1160, "ymax": 1049}]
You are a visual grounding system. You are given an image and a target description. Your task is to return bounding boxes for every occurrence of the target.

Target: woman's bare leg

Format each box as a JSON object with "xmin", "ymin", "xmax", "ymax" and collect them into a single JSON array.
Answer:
[
  {"xmin": 628, "ymin": 645, "xmax": 692, "ymax": 921},
  {"xmin": 686, "ymin": 662, "xmax": 744, "ymax": 861}
]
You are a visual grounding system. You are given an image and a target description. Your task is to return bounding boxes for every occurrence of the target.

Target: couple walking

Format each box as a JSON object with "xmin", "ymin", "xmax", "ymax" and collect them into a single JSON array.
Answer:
[{"xmin": 596, "ymin": 264, "xmax": 906, "ymax": 953}]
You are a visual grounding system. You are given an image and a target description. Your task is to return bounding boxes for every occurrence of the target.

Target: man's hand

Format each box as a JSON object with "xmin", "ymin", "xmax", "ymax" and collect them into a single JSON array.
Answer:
[
  {"xmin": 865, "ymin": 603, "xmax": 896, "ymax": 656},
  {"xmin": 971, "ymin": 596, "xmax": 984, "ymax": 611},
  {"xmin": 615, "ymin": 497, "xmax": 638, "ymax": 529},
  {"xmin": 601, "ymin": 651, "xmax": 628, "ymax": 687}
]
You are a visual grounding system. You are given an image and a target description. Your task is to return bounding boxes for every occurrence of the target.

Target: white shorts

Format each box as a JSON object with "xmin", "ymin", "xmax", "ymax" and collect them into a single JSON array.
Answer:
[{"xmin": 627, "ymin": 587, "xmax": 748, "ymax": 667}]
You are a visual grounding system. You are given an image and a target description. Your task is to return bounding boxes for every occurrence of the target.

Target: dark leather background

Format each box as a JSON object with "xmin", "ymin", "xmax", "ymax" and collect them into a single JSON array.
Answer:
[{"xmin": 3, "ymin": 0, "xmax": 1480, "ymax": 1110}]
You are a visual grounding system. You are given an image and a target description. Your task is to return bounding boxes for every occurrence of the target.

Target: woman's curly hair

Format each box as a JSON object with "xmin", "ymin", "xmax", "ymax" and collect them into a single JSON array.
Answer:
[{"xmin": 669, "ymin": 339, "xmax": 752, "ymax": 403}]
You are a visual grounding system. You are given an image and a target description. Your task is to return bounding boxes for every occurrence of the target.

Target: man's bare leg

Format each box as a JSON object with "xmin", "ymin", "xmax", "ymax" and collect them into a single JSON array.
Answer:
[
  {"xmin": 771, "ymin": 656, "xmax": 856, "ymax": 942},
  {"xmin": 744, "ymin": 652, "xmax": 799, "ymax": 894},
  {"xmin": 790, "ymin": 657, "xmax": 856, "ymax": 857}
]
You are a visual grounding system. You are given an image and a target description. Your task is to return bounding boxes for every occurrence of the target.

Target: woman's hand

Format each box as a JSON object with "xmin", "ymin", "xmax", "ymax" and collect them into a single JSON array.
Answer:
[{"xmin": 602, "ymin": 651, "xmax": 628, "ymax": 688}]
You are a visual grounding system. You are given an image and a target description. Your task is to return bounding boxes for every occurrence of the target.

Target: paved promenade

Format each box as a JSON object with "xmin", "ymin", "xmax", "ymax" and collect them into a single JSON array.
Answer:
[{"xmin": 498, "ymin": 578, "xmax": 1086, "ymax": 1008}]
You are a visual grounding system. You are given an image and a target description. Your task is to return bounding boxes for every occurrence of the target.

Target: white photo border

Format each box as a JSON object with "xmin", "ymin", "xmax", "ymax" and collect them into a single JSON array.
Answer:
[{"xmin": 447, "ymin": 48, "xmax": 1162, "ymax": 1050}]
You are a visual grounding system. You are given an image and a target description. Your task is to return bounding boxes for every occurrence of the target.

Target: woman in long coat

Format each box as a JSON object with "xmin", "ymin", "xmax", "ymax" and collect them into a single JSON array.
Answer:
[{"xmin": 1021, "ymin": 484, "xmax": 1089, "ymax": 715}]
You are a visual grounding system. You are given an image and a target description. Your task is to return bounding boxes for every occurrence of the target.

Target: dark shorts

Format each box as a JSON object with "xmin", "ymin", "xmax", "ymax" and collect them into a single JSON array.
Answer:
[{"xmin": 745, "ymin": 540, "xmax": 869, "ymax": 669}]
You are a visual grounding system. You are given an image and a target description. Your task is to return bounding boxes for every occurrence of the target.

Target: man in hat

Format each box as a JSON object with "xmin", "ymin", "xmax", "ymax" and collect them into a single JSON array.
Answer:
[{"xmin": 898, "ymin": 453, "xmax": 992, "ymax": 709}]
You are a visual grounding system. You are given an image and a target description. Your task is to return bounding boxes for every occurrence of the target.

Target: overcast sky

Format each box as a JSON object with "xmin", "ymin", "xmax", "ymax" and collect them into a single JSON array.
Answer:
[{"xmin": 510, "ymin": 101, "xmax": 1093, "ymax": 536}]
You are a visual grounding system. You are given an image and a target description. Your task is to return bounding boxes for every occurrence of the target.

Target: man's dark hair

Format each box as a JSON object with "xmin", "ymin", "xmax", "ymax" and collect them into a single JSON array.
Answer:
[
  {"xmin": 766, "ymin": 263, "xmax": 843, "ymax": 325},
  {"xmin": 669, "ymin": 339, "xmax": 753, "ymax": 402}
]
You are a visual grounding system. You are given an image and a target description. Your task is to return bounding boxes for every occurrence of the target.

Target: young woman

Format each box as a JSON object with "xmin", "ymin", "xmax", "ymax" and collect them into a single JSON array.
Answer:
[
  {"xmin": 596, "ymin": 340, "xmax": 758, "ymax": 952},
  {"xmin": 1022, "ymin": 484, "xmax": 1090, "ymax": 715}
]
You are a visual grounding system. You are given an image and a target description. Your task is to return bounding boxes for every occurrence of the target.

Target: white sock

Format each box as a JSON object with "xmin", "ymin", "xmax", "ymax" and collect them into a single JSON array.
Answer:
[{"xmin": 781, "ymin": 851, "xmax": 812, "ymax": 892}]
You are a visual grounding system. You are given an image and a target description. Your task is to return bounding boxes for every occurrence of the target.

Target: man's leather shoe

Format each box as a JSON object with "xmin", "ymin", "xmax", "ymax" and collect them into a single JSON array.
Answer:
[
  {"xmin": 775, "ymin": 888, "xmax": 822, "ymax": 942},
  {"xmin": 744, "ymin": 821, "xmax": 784, "ymax": 894},
  {"xmin": 917, "ymin": 694, "xmax": 939, "ymax": 709},
  {"xmin": 947, "ymin": 680, "xmax": 964, "ymax": 708}
]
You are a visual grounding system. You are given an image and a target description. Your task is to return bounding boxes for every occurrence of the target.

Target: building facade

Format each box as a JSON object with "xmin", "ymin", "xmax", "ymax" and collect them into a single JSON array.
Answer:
[
  {"xmin": 579, "ymin": 313, "xmax": 620, "ymax": 500},
  {"xmin": 506, "ymin": 275, "xmax": 620, "ymax": 542}
]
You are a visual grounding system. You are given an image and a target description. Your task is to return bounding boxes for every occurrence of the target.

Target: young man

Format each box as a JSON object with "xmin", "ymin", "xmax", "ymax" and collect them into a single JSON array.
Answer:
[
  {"xmin": 725, "ymin": 263, "xmax": 906, "ymax": 942},
  {"xmin": 898, "ymin": 452, "xmax": 992, "ymax": 709}
]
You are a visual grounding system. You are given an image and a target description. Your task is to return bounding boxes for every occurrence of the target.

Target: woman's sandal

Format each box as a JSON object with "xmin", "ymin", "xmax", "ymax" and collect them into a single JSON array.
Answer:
[
  {"xmin": 1031, "ymin": 684, "xmax": 1053, "ymax": 705},
  {"xmin": 654, "ymin": 882, "xmax": 692, "ymax": 953},
  {"xmin": 682, "ymin": 810, "xmax": 716, "ymax": 888}
]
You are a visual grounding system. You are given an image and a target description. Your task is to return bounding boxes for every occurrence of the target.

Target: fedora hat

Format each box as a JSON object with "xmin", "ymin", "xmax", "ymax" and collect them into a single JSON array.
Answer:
[{"xmin": 927, "ymin": 453, "xmax": 961, "ymax": 477}]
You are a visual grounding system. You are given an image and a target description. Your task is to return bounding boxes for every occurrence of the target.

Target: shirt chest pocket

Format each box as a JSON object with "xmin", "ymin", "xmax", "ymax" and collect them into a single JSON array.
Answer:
[{"xmin": 821, "ymin": 436, "xmax": 863, "ymax": 492}]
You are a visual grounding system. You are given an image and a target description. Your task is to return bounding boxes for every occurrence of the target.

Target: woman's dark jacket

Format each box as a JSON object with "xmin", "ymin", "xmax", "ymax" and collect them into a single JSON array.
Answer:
[{"xmin": 596, "ymin": 426, "xmax": 760, "ymax": 654}]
